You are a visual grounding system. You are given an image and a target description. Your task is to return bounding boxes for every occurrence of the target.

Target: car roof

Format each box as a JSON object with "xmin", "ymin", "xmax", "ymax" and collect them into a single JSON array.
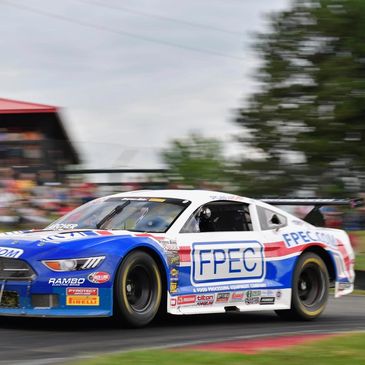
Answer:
[
  {"xmin": 109, "ymin": 189, "xmax": 254, "ymax": 205},
  {"xmin": 106, "ymin": 189, "xmax": 303, "ymax": 223}
]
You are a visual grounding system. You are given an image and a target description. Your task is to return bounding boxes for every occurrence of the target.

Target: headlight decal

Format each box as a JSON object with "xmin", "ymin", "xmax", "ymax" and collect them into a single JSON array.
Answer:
[
  {"xmin": 81, "ymin": 257, "xmax": 105, "ymax": 270},
  {"xmin": 42, "ymin": 256, "xmax": 105, "ymax": 272}
]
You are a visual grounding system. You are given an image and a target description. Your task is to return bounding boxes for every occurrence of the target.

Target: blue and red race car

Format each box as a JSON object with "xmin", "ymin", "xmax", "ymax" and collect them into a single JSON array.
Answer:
[{"xmin": 0, "ymin": 190, "xmax": 358, "ymax": 327}]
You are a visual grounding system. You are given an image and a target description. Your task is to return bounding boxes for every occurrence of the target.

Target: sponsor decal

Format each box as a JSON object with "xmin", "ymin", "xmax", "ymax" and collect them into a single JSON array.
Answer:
[
  {"xmin": 168, "ymin": 255, "xmax": 180, "ymax": 266},
  {"xmin": 170, "ymin": 298, "xmax": 177, "ymax": 307},
  {"xmin": 88, "ymin": 272, "xmax": 110, "ymax": 284},
  {"xmin": 66, "ymin": 296, "xmax": 99, "ymax": 306},
  {"xmin": 170, "ymin": 268, "xmax": 179, "ymax": 278},
  {"xmin": 260, "ymin": 297, "xmax": 275, "ymax": 305},
  {"xmin": 231, "ymin": 292, "xmax": 244, "ymax": 302},
  {"xmin": 0, "ymin": 247, "xmax": 23, "ymax": 259},
  {"xmin": 47, "ymin": 223, "xmax": 79, "ymax": 230},
  {"xmin": 148, "ymin": 198, "xmax": 166, "ymax": 202},
  {"xmin": 42, "ymin": 232, "xmax": 91, "ymax": 242},
  {"xmin": 276, "ymin": 290, "xmax": 282, "ymax": 299},
  {"xmin": 66, "ymin": 288, "xmax": 98, "ymax": 296},
  {"xmin": 170, "ymin": 280, "xmax": 178, "ymax": 293},
  {"xmin": 0, "ymin": 230, "xmax": 30, "ymax": 236},
  {"xmin": 260, "ymin": 290, "xmax": 274, "ymax": 296},
  {"xmin": 49, "ymin": 278, "xmax": 85, "ymax": 286},
  {"xmin": 209, "ymin": 194, "xmax": 244, "ymax": 202},
  {"xmin": 282, "ymin": 231, "xmax": 336, "ymax": 247},
  {"xmin": 192, "ymin": 241, "xmax": 264, "ymax": 284},
  {"xmin": 196, "ymin": 294, "xmax": 214, "ymax": 306},
  {"xmin": 162, "ymin": 239, "xmax": 178, "ymax": 251},
  {"xmin": 245, "ymin": 296, "xmax": 260, "ymax": 305},
  {"xmin": 216, "ymin": 292, "xmax": 230, "ymax": 303},
  {"xmin": 194, "ymin": 282, "xmax": 267, "ymax": 294},
  {"xmin": 177, "ymin": 295, "xmax": 196, "ymax": 305},
  {"xmin": 246, "ymin": 290, "xmax": 261, "ymax": 297},
  {"xmin": 164, "ymin": 240, "xmax": 180, "ymax": 266}
]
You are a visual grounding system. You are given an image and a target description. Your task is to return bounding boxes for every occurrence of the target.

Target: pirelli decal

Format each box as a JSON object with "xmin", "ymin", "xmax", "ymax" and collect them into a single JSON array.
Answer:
[{"xmin": 66, "ymin": 287, "xmax": 100, "ymax": 306}]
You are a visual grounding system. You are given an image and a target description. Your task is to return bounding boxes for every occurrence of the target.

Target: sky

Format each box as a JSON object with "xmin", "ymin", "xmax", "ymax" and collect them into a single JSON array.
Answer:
[{"xmin": 0, "ymin": 0, "xmax": 289, "ymax": 169}]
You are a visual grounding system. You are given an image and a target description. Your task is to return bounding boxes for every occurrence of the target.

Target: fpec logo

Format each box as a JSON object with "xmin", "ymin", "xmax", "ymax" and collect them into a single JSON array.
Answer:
[{"xmin": 192, "ymin": 241, "xmax": 264, "ymax": 284}]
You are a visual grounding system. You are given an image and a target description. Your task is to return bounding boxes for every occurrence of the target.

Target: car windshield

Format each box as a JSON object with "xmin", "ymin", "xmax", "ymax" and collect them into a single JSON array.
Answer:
[{"xmin": 47, "ymin": 197, "xmax": 190, "ymax": 233}]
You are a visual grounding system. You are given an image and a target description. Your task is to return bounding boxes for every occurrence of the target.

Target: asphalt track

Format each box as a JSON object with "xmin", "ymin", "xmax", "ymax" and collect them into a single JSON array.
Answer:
[{"xmin": 0, "ymin": 295, "xmax": 364, "ymax": 365}]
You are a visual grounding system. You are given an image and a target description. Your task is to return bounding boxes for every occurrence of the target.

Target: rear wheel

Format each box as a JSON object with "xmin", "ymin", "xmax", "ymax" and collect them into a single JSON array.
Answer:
[
  {"xmin": 114, "ymin": 251, "xmax": 162, "ymax": 327},
  {"xmin": 276, "ymin": 252, "xmax": 329, "ymax": 320}
]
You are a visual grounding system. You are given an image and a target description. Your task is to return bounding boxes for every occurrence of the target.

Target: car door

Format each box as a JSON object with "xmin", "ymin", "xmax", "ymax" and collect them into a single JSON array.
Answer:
[{"xmin": 175, "ymin": 200, "xmax": 266, "ymax": 295}]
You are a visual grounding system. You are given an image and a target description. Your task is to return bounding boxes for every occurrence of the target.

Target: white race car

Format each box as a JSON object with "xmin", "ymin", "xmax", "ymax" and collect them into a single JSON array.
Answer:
[{"xmin": 0, "ymin": 190, "xmax": 359, "ymax": 327}]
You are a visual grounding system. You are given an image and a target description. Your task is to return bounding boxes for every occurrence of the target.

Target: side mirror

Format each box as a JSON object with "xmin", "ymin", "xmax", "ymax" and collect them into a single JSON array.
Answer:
[{"xmin": 270, "ymin": 214, "xmax": 281, "ymax": 225}]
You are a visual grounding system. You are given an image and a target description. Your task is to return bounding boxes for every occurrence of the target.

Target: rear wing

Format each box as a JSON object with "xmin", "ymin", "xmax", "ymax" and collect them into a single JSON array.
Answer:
[{"xmin": 261, "ymin": 198, "xmax": 363, "ymax": 226}]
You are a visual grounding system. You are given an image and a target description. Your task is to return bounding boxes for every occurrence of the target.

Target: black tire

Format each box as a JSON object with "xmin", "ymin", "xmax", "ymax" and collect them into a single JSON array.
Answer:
[
  {"xmin": 114, "ymin": 251, "xmax": 162, "ymax": 327},
  {"xmin": 276, "ymin": 252, "xmax": 329, "ymax": 320}
]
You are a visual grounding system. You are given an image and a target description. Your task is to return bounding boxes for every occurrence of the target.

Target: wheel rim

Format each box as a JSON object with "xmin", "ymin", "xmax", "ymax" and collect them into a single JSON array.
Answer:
[
  {"xmin": 298, "ymin": 264, "xmax": 325, "ymax": 308},
  {"xmin": 125, "ymin": 265, "xmax": 153, "ymax": 312}
]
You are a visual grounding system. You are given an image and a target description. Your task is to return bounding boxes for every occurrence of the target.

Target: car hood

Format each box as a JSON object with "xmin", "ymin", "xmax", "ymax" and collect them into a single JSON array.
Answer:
[{"xmin": 0, "ymin": 229, "xmax": 135, "ymax": 260}]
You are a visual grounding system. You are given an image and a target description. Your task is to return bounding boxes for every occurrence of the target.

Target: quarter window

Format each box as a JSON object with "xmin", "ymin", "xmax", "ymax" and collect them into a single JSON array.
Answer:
[{"xmin": 257, "ymin": 206, "xmax": 287, "ymax": 230}]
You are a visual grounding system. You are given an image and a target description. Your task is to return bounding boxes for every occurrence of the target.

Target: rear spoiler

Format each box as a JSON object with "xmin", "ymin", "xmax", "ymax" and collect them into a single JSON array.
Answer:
[{"xmin": 261, "ymin": 198, "xmax": 363, "ymax": 226}]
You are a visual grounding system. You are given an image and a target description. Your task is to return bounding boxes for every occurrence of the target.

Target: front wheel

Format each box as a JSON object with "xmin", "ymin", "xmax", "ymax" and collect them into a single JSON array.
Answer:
[
  {"xmin": 276, "ymin": 252, "xmax": 329, "ymax": 320},
  {"xmin": 114, "ymin": 251, "xmax": 162, "ymax": 327}
]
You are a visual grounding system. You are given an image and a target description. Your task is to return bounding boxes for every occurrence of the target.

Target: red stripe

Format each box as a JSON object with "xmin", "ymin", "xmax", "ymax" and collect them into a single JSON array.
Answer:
[
  {"xmin": 264, "ymin": 241, "xmax": 326, "ymax": 258},
  {"xmin": 178, "ymin": 241, "xmax": 329, "ymax": 263},
  {"xmin": 135, "ymin": 233, "xmax": 164, "ymax": 241},
  {"xmin": 95, "ymin": 230, "xmax": 113, "ymax": 236},
  {"xmin": 336, "ymin": 240, "xmax": 351, "ymax": 272},
  {"xmin": 179, "ymin": 246, "xmax": 191, "ymax": 263}
]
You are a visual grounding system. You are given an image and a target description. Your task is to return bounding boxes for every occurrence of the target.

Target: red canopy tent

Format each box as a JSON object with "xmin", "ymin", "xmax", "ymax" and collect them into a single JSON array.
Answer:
[
  {"xmin": 0, "ymin": 98, "xmax": 79, "ymax": 171},
  {"xmin": 0, "ymin": 98, "xmax": 57, "ymax": 114}
]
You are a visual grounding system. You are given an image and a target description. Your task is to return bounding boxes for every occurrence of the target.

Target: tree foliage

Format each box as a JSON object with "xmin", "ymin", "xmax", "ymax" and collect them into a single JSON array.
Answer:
[
  {"xmin": 161, "ymin": 133, "xmax": 227, "ymax": 188},
  {"xmin": 236, "ymin": 0, "xmax": 365, "ymax": 196}
]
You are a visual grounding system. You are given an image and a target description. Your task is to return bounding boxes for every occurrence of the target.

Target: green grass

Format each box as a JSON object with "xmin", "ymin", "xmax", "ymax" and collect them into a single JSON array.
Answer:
[
  {"xmin": 355, "ymin": 255, "xmax": 365, "ymax": 271},
  {"xmin": 353, "ymin": 231, "xmax": 365, "ymax": 271},
  {"xmin": 330, "ymin": 288, "xmax": 365, "ymax": 295},
  {"xmin": 72, "ymin": 333, "xmax": 365, "ymax": 365},
  {"xmin": 351, "ymin": 289, "xmax": 365, "ymax": 295}
]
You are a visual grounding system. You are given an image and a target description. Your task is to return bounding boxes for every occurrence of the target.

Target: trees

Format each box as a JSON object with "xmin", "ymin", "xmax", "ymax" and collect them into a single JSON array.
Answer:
[
  {"xmin": 235, "ymin": 0, "xmax": 365, "ymax": 196},
  {"xmin": 161, "ymin": 133, "xmax": 227, "ymax": 188}
]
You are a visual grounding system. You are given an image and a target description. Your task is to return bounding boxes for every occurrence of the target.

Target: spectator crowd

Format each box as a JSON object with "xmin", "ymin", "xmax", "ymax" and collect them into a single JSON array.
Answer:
[
  {"xmin": 0, "ymin": 167, "xmax": 102, "ymax": 229},
  {"xmin": 0, "ymin": 166, "xmax": 364, "ymax": 232}
]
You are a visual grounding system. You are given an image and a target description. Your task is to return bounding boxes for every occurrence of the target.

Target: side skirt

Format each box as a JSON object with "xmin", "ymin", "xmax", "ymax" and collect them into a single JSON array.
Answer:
[{"xmin": 167, "ymin": 288, "xmax": 292, "ymax": 315}]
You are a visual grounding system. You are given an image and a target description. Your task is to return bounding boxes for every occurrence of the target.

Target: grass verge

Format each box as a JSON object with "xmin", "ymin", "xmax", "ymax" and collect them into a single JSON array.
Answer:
[
  {"xmin": 353, "ymin": 231, "xmax": 365, "ymax": 271},
  {"xmin": 351, "ymin": 289, "xmax": 365, "ymax": 295},
  {"xmin": 72, "ymin": 332, "xmax": 365, "ymax": 365}
]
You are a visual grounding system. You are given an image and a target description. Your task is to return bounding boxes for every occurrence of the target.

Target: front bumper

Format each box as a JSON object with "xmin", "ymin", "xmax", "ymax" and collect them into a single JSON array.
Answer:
[
  {"xmin": 0, "ymin": 280, "xmax": 113, "ymax": 318},
  {"xmin": 0, "ymin": 307, "xmax": 111, "ymax": 318}
]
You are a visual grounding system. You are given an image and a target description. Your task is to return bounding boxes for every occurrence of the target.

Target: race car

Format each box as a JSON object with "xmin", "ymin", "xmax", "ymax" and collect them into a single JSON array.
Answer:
[{"xmin": 0, "ymin": 190, "xmax": 359, "ymax": 327}]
